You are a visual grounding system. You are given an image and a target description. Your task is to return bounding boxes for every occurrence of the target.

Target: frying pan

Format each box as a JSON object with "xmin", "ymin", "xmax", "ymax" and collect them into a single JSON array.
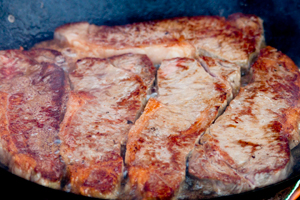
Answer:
[{"xmin": 1, "ymin": 0, "xmax": 300, "ymax": 199}]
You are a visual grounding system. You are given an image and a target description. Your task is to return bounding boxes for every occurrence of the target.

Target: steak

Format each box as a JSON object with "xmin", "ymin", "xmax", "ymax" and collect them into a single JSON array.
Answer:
[
  {"xmin": 125, "ymin": 57, "xmax": 240, "ymax": 199},
  {"xmin": 50, "ymin": 13, "xmax": 263, "ymax": 70},
  {"xmin": 59, "ymin": 54, "xmax": 156, "ymax": 198},
  {"xmin": 188, "ymin": 46, "xmax": 300, "ymax": 198},
  {"xmin": 0, "ymin": 49, "xmax": 69, "ymax": 189}
]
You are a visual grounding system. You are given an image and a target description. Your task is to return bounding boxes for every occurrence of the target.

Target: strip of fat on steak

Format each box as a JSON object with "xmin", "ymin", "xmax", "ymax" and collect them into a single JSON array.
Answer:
[
  {"xmin": 0, "ymin": 49, "xmax": 69, "ymax": 189},
  {"xmin": 125, "ymin": 56, "xmax": 240, "ymax": 199},
  {"xmin": 188, "ymin": 46, "xmax": 300, "ymax": 198},
  {"xmin": 59, "ymin": 54, "xmax": 156, "ymax": 198},
  {"xmin": 52, "ymin": 13, "xmax": 264, "ymax": 70}
]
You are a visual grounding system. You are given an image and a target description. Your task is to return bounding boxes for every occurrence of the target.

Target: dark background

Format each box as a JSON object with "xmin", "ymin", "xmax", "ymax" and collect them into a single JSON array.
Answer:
[
  {"xmin": 0, "ymin": 0, "xmax": 300, "ymax": 199},
  {"xmin": 0, "ymin": 0, "xmax": 300, "ymax": 66}
]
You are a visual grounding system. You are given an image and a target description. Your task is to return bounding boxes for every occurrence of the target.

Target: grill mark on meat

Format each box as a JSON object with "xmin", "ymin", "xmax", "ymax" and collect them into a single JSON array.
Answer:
[
  {"xmin": 214, "ymin": 83, "xmax": 228, "ymax": 97},
  {"xmin": 268, "ymin": 121, "xmax": 283, "ymax": 133},
  {"xmin": 237, "ymin": 140, "xmax": 260, "ymax": 154},
  {"xmin": 187, "ymin": 46, "xmax": 298, "ymax": 198}
]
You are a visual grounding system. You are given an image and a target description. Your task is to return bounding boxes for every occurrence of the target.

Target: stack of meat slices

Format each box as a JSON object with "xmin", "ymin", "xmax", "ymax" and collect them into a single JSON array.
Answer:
[{"xmin": 0, "ymin": 13, "xmax": 299, "ymax": 200}]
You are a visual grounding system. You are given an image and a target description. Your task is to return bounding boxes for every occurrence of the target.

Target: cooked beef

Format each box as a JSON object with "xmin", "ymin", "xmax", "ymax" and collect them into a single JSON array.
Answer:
[
  {"xmin": 59, "ymin": 54, "xmax": 156, "ymax": 198},
  {"xmin": 125, "ymin": 57, "xmax": 240, "ymax": 199},
  {"xmin": 188, "ymin": 46, "xmax": 300, "ymax": 198},
  {"xmin": 0, "ymin": 49, "xmax": 70, "ymax": 189},
  {"xmin": 46, "ymin": 13, "xmax": 263, "ymax": 71}
]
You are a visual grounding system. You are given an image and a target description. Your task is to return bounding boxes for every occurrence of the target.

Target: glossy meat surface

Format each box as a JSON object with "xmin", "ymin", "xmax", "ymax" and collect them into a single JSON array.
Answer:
[
  {"xmin": 188, "ymin": 47, "xmax": 300, "ymax": 197},
  {"xmin": 125, "ymin": 57, "xmax": 239, "ymax": 199},
  {"xmin": 59, "ymin": 54, "xmax": 156, "ymax": 198},
  {"xmin": 53, "ymin": 13, "xmax": 264, "ymax": 69},
  {"xmin": 0, "ymin": 49, "xmax": 69, "ymax": 188}
]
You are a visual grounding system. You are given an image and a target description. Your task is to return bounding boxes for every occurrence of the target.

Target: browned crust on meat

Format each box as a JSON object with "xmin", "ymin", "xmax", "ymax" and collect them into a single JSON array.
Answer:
[
  {"xmin": 0, "ymin": 92, "xmax": 13, "ymax": 166},
  {"xmin": 125, "ymin": 57, "xmax": 235, "ymax": 199},
  {"xmin": 125, "ymin": 98, "xmax": 163, "ymax": 164},
  {"xmin": 187, "ymin": 46, "xmax": 297, "ymax": 197},
  {"xmin": 228, "ymin": 13, "xmax": 265, "ymax": 49},
  {"xmin": 60, "ymin": 92, "xmax": 123, "ymax": 198},
  {"xmin": 67, "ymin": 159, "xmax": 123, "ymax": 197},
  {"xmin": 55, "ymin": 20, "xmax": 192, "ymax": 50},
  {"xmin": 59, "ymin": 80, "xmax": 122, "ymax": 198},
  {"xmin": 126, "ymin": 99, "xmax": 221, "ymax": 199},
  {"xmin": 251, "ymin": 46, "xmax": 300, "ymax": 148},
  {"xmin": 125, "ymin": 98, "xmax": 177, "ymax": 200},
  {"xmin": 53, "ymin": 13, "xmax": 264, "ymax": 68},
  {"xmin": 59, "ymin": 55, "xmax": 156, "ymax": 198},
  {"xmin": 188, "ymin": 84, "xmax": 293, "ymax": 196},
  {"xmin": 0, "ymin": 50, "xmax": 69, "ymax": 188}
]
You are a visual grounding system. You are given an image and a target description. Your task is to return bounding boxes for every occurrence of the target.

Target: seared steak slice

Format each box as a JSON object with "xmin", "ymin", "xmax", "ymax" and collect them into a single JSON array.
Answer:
[
  {"xmin": 125, "ymin": 57, "xmax": 240, "ymax": 199},
  {"xmin": 188, "ymin": 46, "xmax": 299, "ymax": 197},
  {"xmin": 59, "ymin": 54, "xmax": 156, "ymax": 198},
  {"xmin": 52, "ymin": 13, "xmax": 263, "ymax": 70},
  {"xmin": 0, "ymin": 50, "xmax": 69, "ymax": 189},
  {"xmin": 54, "ymin": 21, "xmax": 195, "ymax": 66}
]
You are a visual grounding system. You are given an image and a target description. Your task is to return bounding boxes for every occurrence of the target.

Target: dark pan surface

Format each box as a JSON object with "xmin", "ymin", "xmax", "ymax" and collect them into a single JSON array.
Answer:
[{"xmin": 0, "ymin": 0, "xmax": 300, "ymax": 199}]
